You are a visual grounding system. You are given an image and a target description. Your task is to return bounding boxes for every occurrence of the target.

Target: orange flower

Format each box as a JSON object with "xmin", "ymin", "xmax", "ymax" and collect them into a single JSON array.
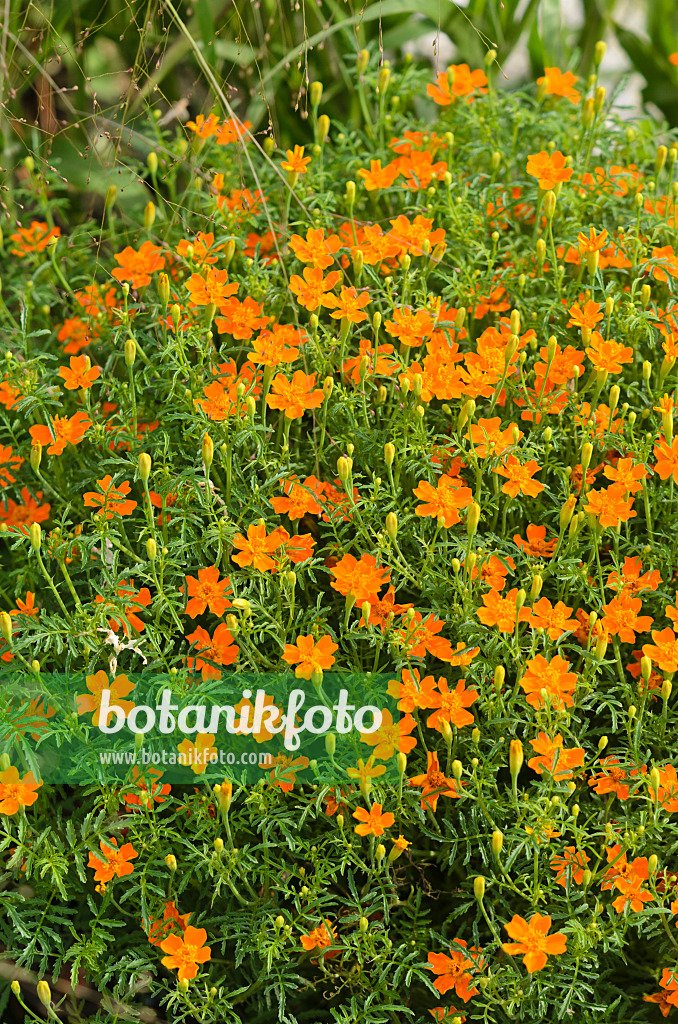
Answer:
[
  {"xmin": 10, "ymin": 220, "xmax": 60, "ymax": 257},
  {"xmin": 650, "ymin": 245, "xmax": 678, "ymax": 283},
  {"xmin": 300, "ymin": 919, "xmax": 337, "ymax": 953},
  {"xmin": 215, "ymin": 296, "xmax": 269, "ymax": 339},
  {"xmin": 513, "ymin": 523, "xmax": 557, "ymax": 558},
  {"xmin": 266, "ymin": 371, "xmax": 325, "ymax": 419},
  {"xmin": 358, "ymin": 159, "xmax": 401, "ymax": 190},
  {"xmin": 0, "ymin": 767, "xmax": 42, "ymax": 815},
  {"xmin": 184, "ymin": 566, "xmax": 233, "ymax": 618},
  {"xmin": 644, "ymin": 972, "xmax": 678, "ymax": 1016},
  {"xmin": 0, "ymin": 487, "xmax": 50, "ymax": 535},
  {"xmin": 83, "ymin": 475, "xmax": 137, "ymax": 519},
  {"xmin": 88, "ymin": 836, "xmax": 138, "ymax": 883},
  {"xmin": 186, "ymin": 624, "xmax": 238, "ymax": 680},
  {"xmin": 527, "ymin": 733, "xmax": 584, "ymax": 780},
  {"xmin": 568, "ymin": 299, "xmax": 603, "ymax": 330},
  {"xmin": 600, "ymin": 592, "xmax": 652, "ymax": 643},
  {"xmin": 585, "ymin": 333, "xmax": 633, "ymax": 373},
  {"xmin": 185, "ymin": 268, "xmax": 238, "ymax": 306},
  {"xmin": 329, "ymin": 552, "xmax": 391, "ymax": 603},
  {"xmin": 537, "ymin": 67, "xmax": 580, "ymax": 104},
  {"xmin": 10, "ymin": 591, "xmax": 38, "ymax": 618},
  {"xmin": 95, "ymin": 579, "xmax": 152, "ymax": 636},
  {"xmin": 289, "ymin": 267, "xmax": 341, "ymax": 310},
  {"xmin": 387, "ymin": 668, "xmax": 439, "ymax": 712},
  {"xmin": 612, "ymin": 874, "xmax": 654, "ymax": 913},
  {"xmin": 146, "ymin": 900, "xmax": 191, "ymax": 947},
  {"xmin": 160, "ymin": 926, "xmax": 212, "ymax": 981},
  {"xmin": 654, "ymin": 435, "xmax": 678, "ymax": 484},
  {"xmin": 58, "ymin": 355, "xmax": 101, "ymax": 390},
  {"xmin": 467, "ymin": 553, "xmax": 514, "ymax": 590},
  {"xmin": 215, "ymin": 117, "xmax": 252, "ymax": 144},
  {"xmin": 29, "ymin": 410, "xmax": 92, "ymax": 455},
  {"xmin": 177, "ymin": 732, "xmax": 218, "ymax": 773},
  {"xmin": 466, "ymin": 417, "xmax": 521, "ymax": 458},
  {"xmin": 549, "ymin": 846, "xmax": 590, "ymax": 887},
  {"xmin": 426, "ymin": 64, "xmax": 487, "ymax": 105},
  {"xmin": 270, "ymin": 475, "xmax": 323, "ymax": 519},
  {"xmin": 583, "ymin": 484, "xmax": 636, "ymax": 529},
  {"xmin": 408, "ymin": 750, "xmax": 463, "ymax": 811},
  {"xmin": 526, "ymin": 151, "xmax": 573, "ymax": 190},
  {"xmin": 282, "ymin": 634, "xmax": 338, "ymax": 678},
  {"xmin": 577, "ymin": 226, "xmax": 609, "ymax": 253},
  {"xmin": 359, "ymin": 709, "xmax": 417, "ymax": 759},
  {"xmin": 603, "ymin": 457, "xmax": 648, "ymax": 495},
  {"xmin": 426, "ymin": 679, "xmax": 479, "ymax": 732},
  {"xmin": 477, "ymin": 588, "xmax": 532, "ymax": 633},
  {"xmin": 352, "ymin": 802, "xmax": 395, "ymax": 837},
  {"xmin": 413, "ymin": 474, "xmax": 473, "ymax": 527},
  {"xmin": 427, "ymin": 940, "xmax": 482, "ymax": 1001},
  {"xmin": 231, "ymin": 523, "xmax": 282, "ymax": 572},
  {"xmin": 248, "ymin": 325, "xmax": 301, "ymax": 366},
  {"xmin": 527, "ymin": 598, "xmax": 577, "ymax": 640},
  {"xmin": 282, "ymin": 145, "xmax": 311, "ymax": 173},
  {"xmin": 495, "ymin": 455, "xmax": 544, "ymax": 497},
  {"xmin": 518, "ymin": 654, "xmax": 578, "ymax": 709},
  {"xmin": 323, "ymin": 286, "xmax": 370, "ymax": 323},
  {"xmin": 0, "ymin": 445, "xmax": 23, "ymax": 487},
  {"xmin": 112, "ymin": 241, "xmax": 165, "ymax": 288},
  {"xmin": 502, "ymin": 913, "xmax": 567, "ymax": 972},
  {"xmin": 588, "ymin": 757, "xmax": 634, "ymax": 800},
  {"xmin": 289, "ymin": 228, "xmax": 341, "ymax": 270},
  {"xmin": 76, "ymin": 671, "xmax": 135, "ymax": 726}
]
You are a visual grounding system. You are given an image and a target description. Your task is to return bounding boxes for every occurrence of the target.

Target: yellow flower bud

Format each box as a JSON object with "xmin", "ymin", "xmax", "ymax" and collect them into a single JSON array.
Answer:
[
  {"xmin": 377, "ymin": 67, "xmax": 390, "ymax": 95},
  {"xmin": 396, "ymin": 752, "xmax": 407, "ymax": 776},
  {"xmin": 492, "ymin": 830, "xmax": 504, "ymax": 857},
  {"xmin": 509, "ymin": 739, "xmax": 523, "ymax": 778},
  {"xmin": 598, "ymin": 735, "xmax": 608, "ymax": 752},
  {"xmin": 594, "ymin": 86, "xmax": 606, "ymax": 112},
  {"xmin": 144, "ymin": 201, "xmax": 156, "ymax": 231},
  {"xmin": 202, "ymin": 433, "xmax": 214, "ymax": 468},
  {"xmin": 345, "ymin": 181, "xmax": 356, "ymax": 205},
  {"xmin": 530, "ymin": 574, "xmax": 543, "ymax": 600},
  {"xmin": 440, "ymin": 720, "xmax": 452, "ymax": 744},
  {"xmin": 310, "ymin": 81, "xmax": 323, "ymax": 107},
  {"xmin": 158, "ymin": 272, "xmax": 170, "ymax": 306},
  {"xmin": 165, "ymin": 854, "xmax": 177, "ymax": 871},
  {"xmin": 656, "ymin": 145, "xmax": 668, "ymax": 177},
  {"xmin": 337, "ymin": 456, "xmax": 351, "ymax": 483},
  {"xmin": 452, "ymin": 759, "xmax": 462, "ymax": 779},
  {"xmin": 214, "ymin": 837, "xmax": 224, "ymax": 854},
  {"xmin": 317, "ymin": 114, "xmax": 330, "ymax": 141},
  {"xmin": 649, "ymin": 854, "xmax": 658, "ymax": 875},
  {"xmin": 325, "ymin": 731, "xmax": 336, "ymax": 757},
  {"xmin": 543, "ymin": 190, "xmax": 556, "ymax": 220},
  {"xmin": 467, "ymin": 501, "xmax": 480, "ymax": 538},
  {"xmin": 581, "ymin": 442, "xmax": 593, "ymax": 471},
  {"xmin": 37, "ymin": 981, "xmax": 52, "ymax": 1009},
  {"xmin": 146, "ymin": 537, "xmax": 157, "ymax": 561},
  {"xmin": 10, "ymin": 980, "xmax": 20, "ymax": 997},
  {"xmin": 375, "ymin": 842, "xmax": 386, "ymax": 861},
  {"xmin": 594, "ymin": 40, "xmax": 607, "ymax": 66},
  {"xmin": 473, "ymin": 876, "xmax": 486, "ymax": 900},
  {"xmin": 536, "ymin": 237, "xmax": 546, "ymax": 267},
  {"xmin": 385, "ymin": 511, "xmax": 398, "ymax": 541},
  {"xmin": 138, "ymin": 452, "xmax": 151, "ymax": 483},
  {"xmin": 124, "ymin": 338, "xmax": 136, "ymax": 366},
  {"xmin": 30, "ymin": 442, "xmax": 42, "ymax": 472},
  {"xmin": 494, "ymin": 665, "xmax": 505, "ymax": 692},
  {"xmin": 0, "ymin": 611, "xmax": 12, "ymax": 645},
  {"xmin": 559, "ymin": 494, "xmax": 576, "ymax": 530},
  {"xmin": 30, "ymin": 522, "xmax": 41, "ymax": 552},
  {"xmin": 105, "ymin": 184, "xmax": 117, "ymax": 210}
]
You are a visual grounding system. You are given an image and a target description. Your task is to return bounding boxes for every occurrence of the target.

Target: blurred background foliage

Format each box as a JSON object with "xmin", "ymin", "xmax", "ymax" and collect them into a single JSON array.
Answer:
[{"xmin": 1, "ymin": 0, "xmax": 678, "ymax": 224}]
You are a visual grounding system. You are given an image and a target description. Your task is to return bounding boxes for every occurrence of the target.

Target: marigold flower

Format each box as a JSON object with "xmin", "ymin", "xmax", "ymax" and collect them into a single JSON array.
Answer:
[
  {"xmin": 567, "ymin": 299, "xmax": 603, "ymax": 330},
  {"xmin": 231, "ymin": 523, "xmax": 282, "ymax": 572},
  {"xmin": 289, "ymin": 267, "xmax": 341, "ymax": 311},
  {"xmin": 427, "ymin": 64, "xmax": 487, "ymax": 105},
  {"xmin": 600, "ymin": 592, "xmax": 653, "ymax": 643},
  {"xmin": 426, "ymin": 679, "xmax": 479, "ymax": 732},
  {"xmin": 549, "ymin": 846, "xmax": 590, "ymax": 887},
  {"xmin": 358, "ymin": 159, "xmax": 401, "ymax": 190},
  {"xmin": 359, "ymin": 709, "xmax": 417, "ymax": 758},
  {"xmin": 0, "ymin": 446, "xmax": 23, "ymax": 487},
  {"xmin": 413, "ymin": 474, "xmax": 473, "ymax": 527},
  {"xmin": 215, "ymin": 296, "xmax": 269, "ymax": 339},
  {"xmin": 88, "ymin": 837, "xmax": 138, "ymax": 883},
  {"xmin": 323, "ymin": 286, "xmax": 370, "ymax": 323},
  {"xmin": 146, "ymin": 900, "xmax": 191, "ymax": 947},
  {"xmin": 518, "ymin": 654, "xmax": 577, "ymax": 709},
  {"xmin": 537, "ymin": 67, "xmax": 580, "ymax": 104},
  {"xmin": 185, "ymin": 268, "xmax": 238, "ymax": 306},
  {"xmin": 95, "ymin": 579, "xmax": 152, "ymax": 636},
  {"xmin": 588, "ymin": 757, "xmax": 635, "ymax": 800},
  {"xmin": 585, "ymin": 333, "xmax": 633, "ymax": 374},
  {"xmin": 513, "ymin": 523, "xmax": 557, "ymax": 558},
  {"xmin": 502, "ymin": 913, "xmax": 567, "ymax": 972},
  {"xmin": 387, "ymin": 668, "xmax": 439, "ymax": 712},
  {"xmin": 281, "ymin": 145, "xmax": 311, "ymax": 173},
  {"xmin": 427, "ymin": 939, "xmax": 482, "ymax": 1001},
  {"xmin": 329, "ymin": 552, "xmax": 391, "ymax": 603},
  {"xmin": 495, "ymin": 455, "xmax": 544, "ymax": 497},
  {"xmin": 527, "ymin": 733, "xmax": 584, "ymax": 780},
  {"xmin": 112, "ymin": 241, "xmax": 165, "ymax": 288},
  {"xmin": 30, "ymin": 410, "xmax": 92, "ymax": 456},
  {"xmin": 160, "ymin": 925, "xmax": 212, "ymax": 981},
  {"xmin": 0, "ymin": 767, "xmax": 42, "ymax": 815},
  {"xmin": 527, "ymin": 598, "xmax": 578, "ymax": 640},
  {"xmin": 58, "ymin": 355, "xmax": 101, "ymax": 390},
  {"xmin": 654, "ymin": 435, "xmax": 678, "ymax": 484},
  {"xmin": 289, "ymin": 228, "xmax": 341, "ymax": 270},
  {"xmin": 603, "ymin": 458, "xmax": 648, "ymax": 495},
  {"xmin": 184, "ymin": 566, "xmax": 233, "ymax": 618},
  {"xmin": 477, "ymin": 588, "xmax": 532, "ymax": 633},
  {"xmin": 83, "ymin": 475, "xmax": 137, "ymax": 519},
  {"xmin": 583, "ymin": 484, "xmax": 636, "ymax": 529},
  {"xmin": 300, "ymin": 919, "xmax": 337, "ymax": 953},
  {"xmin": 76, "ymin": 670, "xmax": 135, "ymax": 726},
  {"xmin": 352, "ymin": 802, "xmax": 394, "ymax": 837},
  {"xmin": 266, "ymin": 371, "xmax": 325, "ymax": 419},
  {"xmin": 526, "ymin": 151, "xmax": 573, "ymax": 190},
  {"xmin": 408, "ymin": 750, "xmax": 462, "ymax": 811},
  {"xmin": 186, "ymin": 624, "xmax": 238, "ymax": 680},
  {"xmin": 282, "ymin": 634, "xmax": 338, "ymax": 679}
]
